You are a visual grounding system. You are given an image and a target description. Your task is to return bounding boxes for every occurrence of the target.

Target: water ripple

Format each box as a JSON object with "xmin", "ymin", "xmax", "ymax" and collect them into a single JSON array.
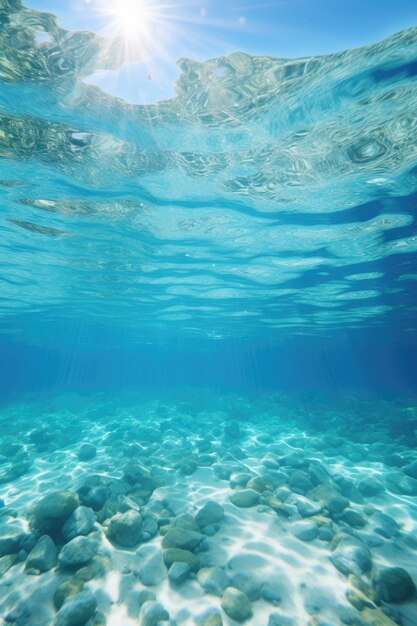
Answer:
[{"xmin": 0, "ymin": 3, "xmax": 416, "ymax": 342}]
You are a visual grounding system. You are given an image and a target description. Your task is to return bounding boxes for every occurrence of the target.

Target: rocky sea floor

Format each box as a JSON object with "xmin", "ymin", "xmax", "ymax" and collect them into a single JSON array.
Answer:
[{"xmin": 0, "ymin": 390, "xmax": 417, "ymax": 626}]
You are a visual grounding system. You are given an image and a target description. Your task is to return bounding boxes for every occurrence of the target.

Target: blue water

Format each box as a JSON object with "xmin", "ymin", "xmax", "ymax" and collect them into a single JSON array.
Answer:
[{"xmin": 1, "ymin": 4, "xmax": 417, "ymax": 626}]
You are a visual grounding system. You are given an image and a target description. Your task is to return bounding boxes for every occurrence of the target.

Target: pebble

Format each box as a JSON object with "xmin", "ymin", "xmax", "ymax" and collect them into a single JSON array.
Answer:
[
  {"xmin": 357, "ymin": 531, "xmax": 384, "ymax": 548},
  {"xmin": 198, "ymin": 566, "xmax": 230, "ymax": 596},
  {"xmin": 373, "ymin": 567, "xmax": 416, "ymax": 602},
  {"xmin": 229, "ymin": 472, "xmax": 252, "ymax": 488},
  {"xmin": 83, "ymin": 486, "xmax": 107, "ymax": 511},
  {"xmin": 162, "ymin": 547, "xmax": 200, "ymax": 572},
  {"xmin": 107, "ymin": 509, "xmax": 143, "ymax": 547},
  {"xmin": 58, "ymin": 536, "xmax": 98, "ymax": 567},
  {"xmin": 123, "ymin": 461, "xmax": 151, "ymax": 483},
  {"xmin": 247, "ymin": 476, "xmax": 275, "ymax": 493},
  {"xmin": 308, "ymin": 462, "xmax": 330, "ymax": 486},
  {"xmin": 339, "ymin": 509, "xmax": 367, "ymax": 529},
  {"xmin": 268, "ymin": 613, "xmax": 296, "ymax": 626},
  {"xmin": 309, "ymin": 483, "xmax": 350, "ymax": 516},
  {"xmin": 295, "ymin": 497, "xmax": 322, "ymax": 517},
  {"xmin": 291, "ymin": 520, "xmax": 318, "ymax": 542},
  {"xmin": 318, "ymin": 526, "xmax": 334, "ymax": 542},
  {"xmin": 229, "ymin": 489, "xmax": 260, "ymax": 508},
  {"xmin": 140, "ymin": 600, "xmax": 169, "ymax": 626},
  {"xmin": 357, "ymin": 477, "xmax": 383, "ymax": 496},
  {"xmin": 142, "ymin": 514, "xmax": 159, "ymax": 538},
  {"xmin": 77, "ymin": 444, "xmax": 96, "ymax": 461},
  {"xmin": 162, "ymin": 527, "xmax": 204, "ymax": 551},
  {"xmin": 195, "ymin": 501, "xmax": 225, "ymax": 529},
  {"xmin": 172, "ymin": 513, "xmax": 200, "ymax": 531},
  {"xmin": 54, "ymin": 590, "xmax": 97, "ymax": 626},
  {"xmin": 62, "ymin": 507, "xmax": 96, "ymax": 541},
  {"xmin": 289, "ymin": 470, "xmax": 313, "ymax": 494},
  {"xmin": 330, "ymin": 536, "xmax": 372, "ymax": 576},
  {"xmin": 131, "ymin": 590, "xmax": 155, "ymax": 610},
  {"xmin": 280, "ymin": 453, "xmax": 305, "ymax": 468},
  {"xmin": 199, "ymin": 610, "xmax": 224, "ymax": 626},
  {"xmin": 138, "ymin": 548, "xmax": 167, "ymax": 586},
  {"xmin": 25, "ymin": 534, "xmax": 57, "ymax": 572},
  {"xmin": 179, "ymin": 459, "xmax": 198, "ymax": 476},
  {"xmin": 261, "ymin": 581, "xmax": 282, "ymax": 605},
  {"xmin": 35, "ymin": 491, "xmax": 79, "ymax": 520},
  {"xmin": 228, "ymin": 571, "xmax": 262, "ymax": 601},
  {"xmin": 54, "ymin": 579, "xmax": 85, "ymax": 610},
  {"xmin": 371, "ymin": 511, "xmax": 400, "ymax": 538},
  {"xmin": 0, "ymin": 524, "xmax": 25, "ymax": 557},
  {"xmin": 168, "ymin": 561, "xmax": 190, "ymax": 583},
  {"xmin": 221, "ymin": 587, "xmax": 253, "ymax": 622},
  {"xmin": 0, "ymin": 553, "xmax": 17, "ymax": 575}
]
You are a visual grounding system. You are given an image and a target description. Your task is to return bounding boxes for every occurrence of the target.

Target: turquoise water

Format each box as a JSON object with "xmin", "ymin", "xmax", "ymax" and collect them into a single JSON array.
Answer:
[
  {"xmin": 1, "ymin": 3, "xmax": 417, "ymax": 626},
  {"xmin": 0, "ymin": 8, "xmax": 417, "ymax": 344}
]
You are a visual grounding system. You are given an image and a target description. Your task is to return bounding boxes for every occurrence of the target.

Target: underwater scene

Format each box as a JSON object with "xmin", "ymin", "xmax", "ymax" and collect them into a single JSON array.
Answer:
[{"xmin": 1, "ymin": 1, "xmax": 417, "ymax": 626}]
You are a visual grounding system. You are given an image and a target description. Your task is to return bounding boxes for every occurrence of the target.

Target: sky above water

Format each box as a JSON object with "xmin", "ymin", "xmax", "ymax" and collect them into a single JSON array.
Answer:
[{"xmin": 22, "ymin": 1, "xmax": 417, "ymax": 102}]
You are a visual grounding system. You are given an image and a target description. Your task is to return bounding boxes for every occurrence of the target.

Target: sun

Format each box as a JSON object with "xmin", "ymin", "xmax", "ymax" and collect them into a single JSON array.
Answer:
[
  {"xmin": 94, "ymin": 0, "xmax": 157, "ymax": 51},
  {"xmin": 109, "ymin": 0, "xmax": 152, "ymax": 40}
]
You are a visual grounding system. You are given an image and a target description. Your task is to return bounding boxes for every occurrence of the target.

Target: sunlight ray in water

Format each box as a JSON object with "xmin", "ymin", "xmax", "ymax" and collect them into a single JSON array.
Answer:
[
  {"xmin": 84, "ymin": 0, "xmax": 244, "ymax": 100},
  {"xmin": 91, "ymin": 0, "xmax": 172, "ymax": 59}
]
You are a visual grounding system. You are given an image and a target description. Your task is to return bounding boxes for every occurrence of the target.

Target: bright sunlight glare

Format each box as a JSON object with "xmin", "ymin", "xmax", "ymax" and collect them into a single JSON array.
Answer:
[
  {"xmin": 94, "ymin": 0, "xmax": 159, "ymax": 52},
  {"xmin": 86, "ymin": 0, "xmax": 252, "ymax": 101},
  {"xmin": 109, "ymin": 0, "xmax": 152, "ymax": 39},
  {"xmin": 90, "ymin": 0, "xmax": 250, "ymax": 65}
]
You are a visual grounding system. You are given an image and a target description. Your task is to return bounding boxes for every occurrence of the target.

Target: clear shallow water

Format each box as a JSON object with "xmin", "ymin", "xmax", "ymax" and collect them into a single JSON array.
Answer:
[
  {"xmin": 1, "ymin": 390, "xmax": 417, "ymax": 626},
  {"xmin": 1, "ymin": 3, "xmax": 417, "ymax": 626},
  {"xmin": 0, "ymin": 3, "xmax": 417, "ymax": 343}
]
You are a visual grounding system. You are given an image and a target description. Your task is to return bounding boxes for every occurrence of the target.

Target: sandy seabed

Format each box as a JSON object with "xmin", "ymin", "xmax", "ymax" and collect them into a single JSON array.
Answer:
[{"xmin": 0, "ymin": 390, "xmax": 416, "ymax": 626}]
